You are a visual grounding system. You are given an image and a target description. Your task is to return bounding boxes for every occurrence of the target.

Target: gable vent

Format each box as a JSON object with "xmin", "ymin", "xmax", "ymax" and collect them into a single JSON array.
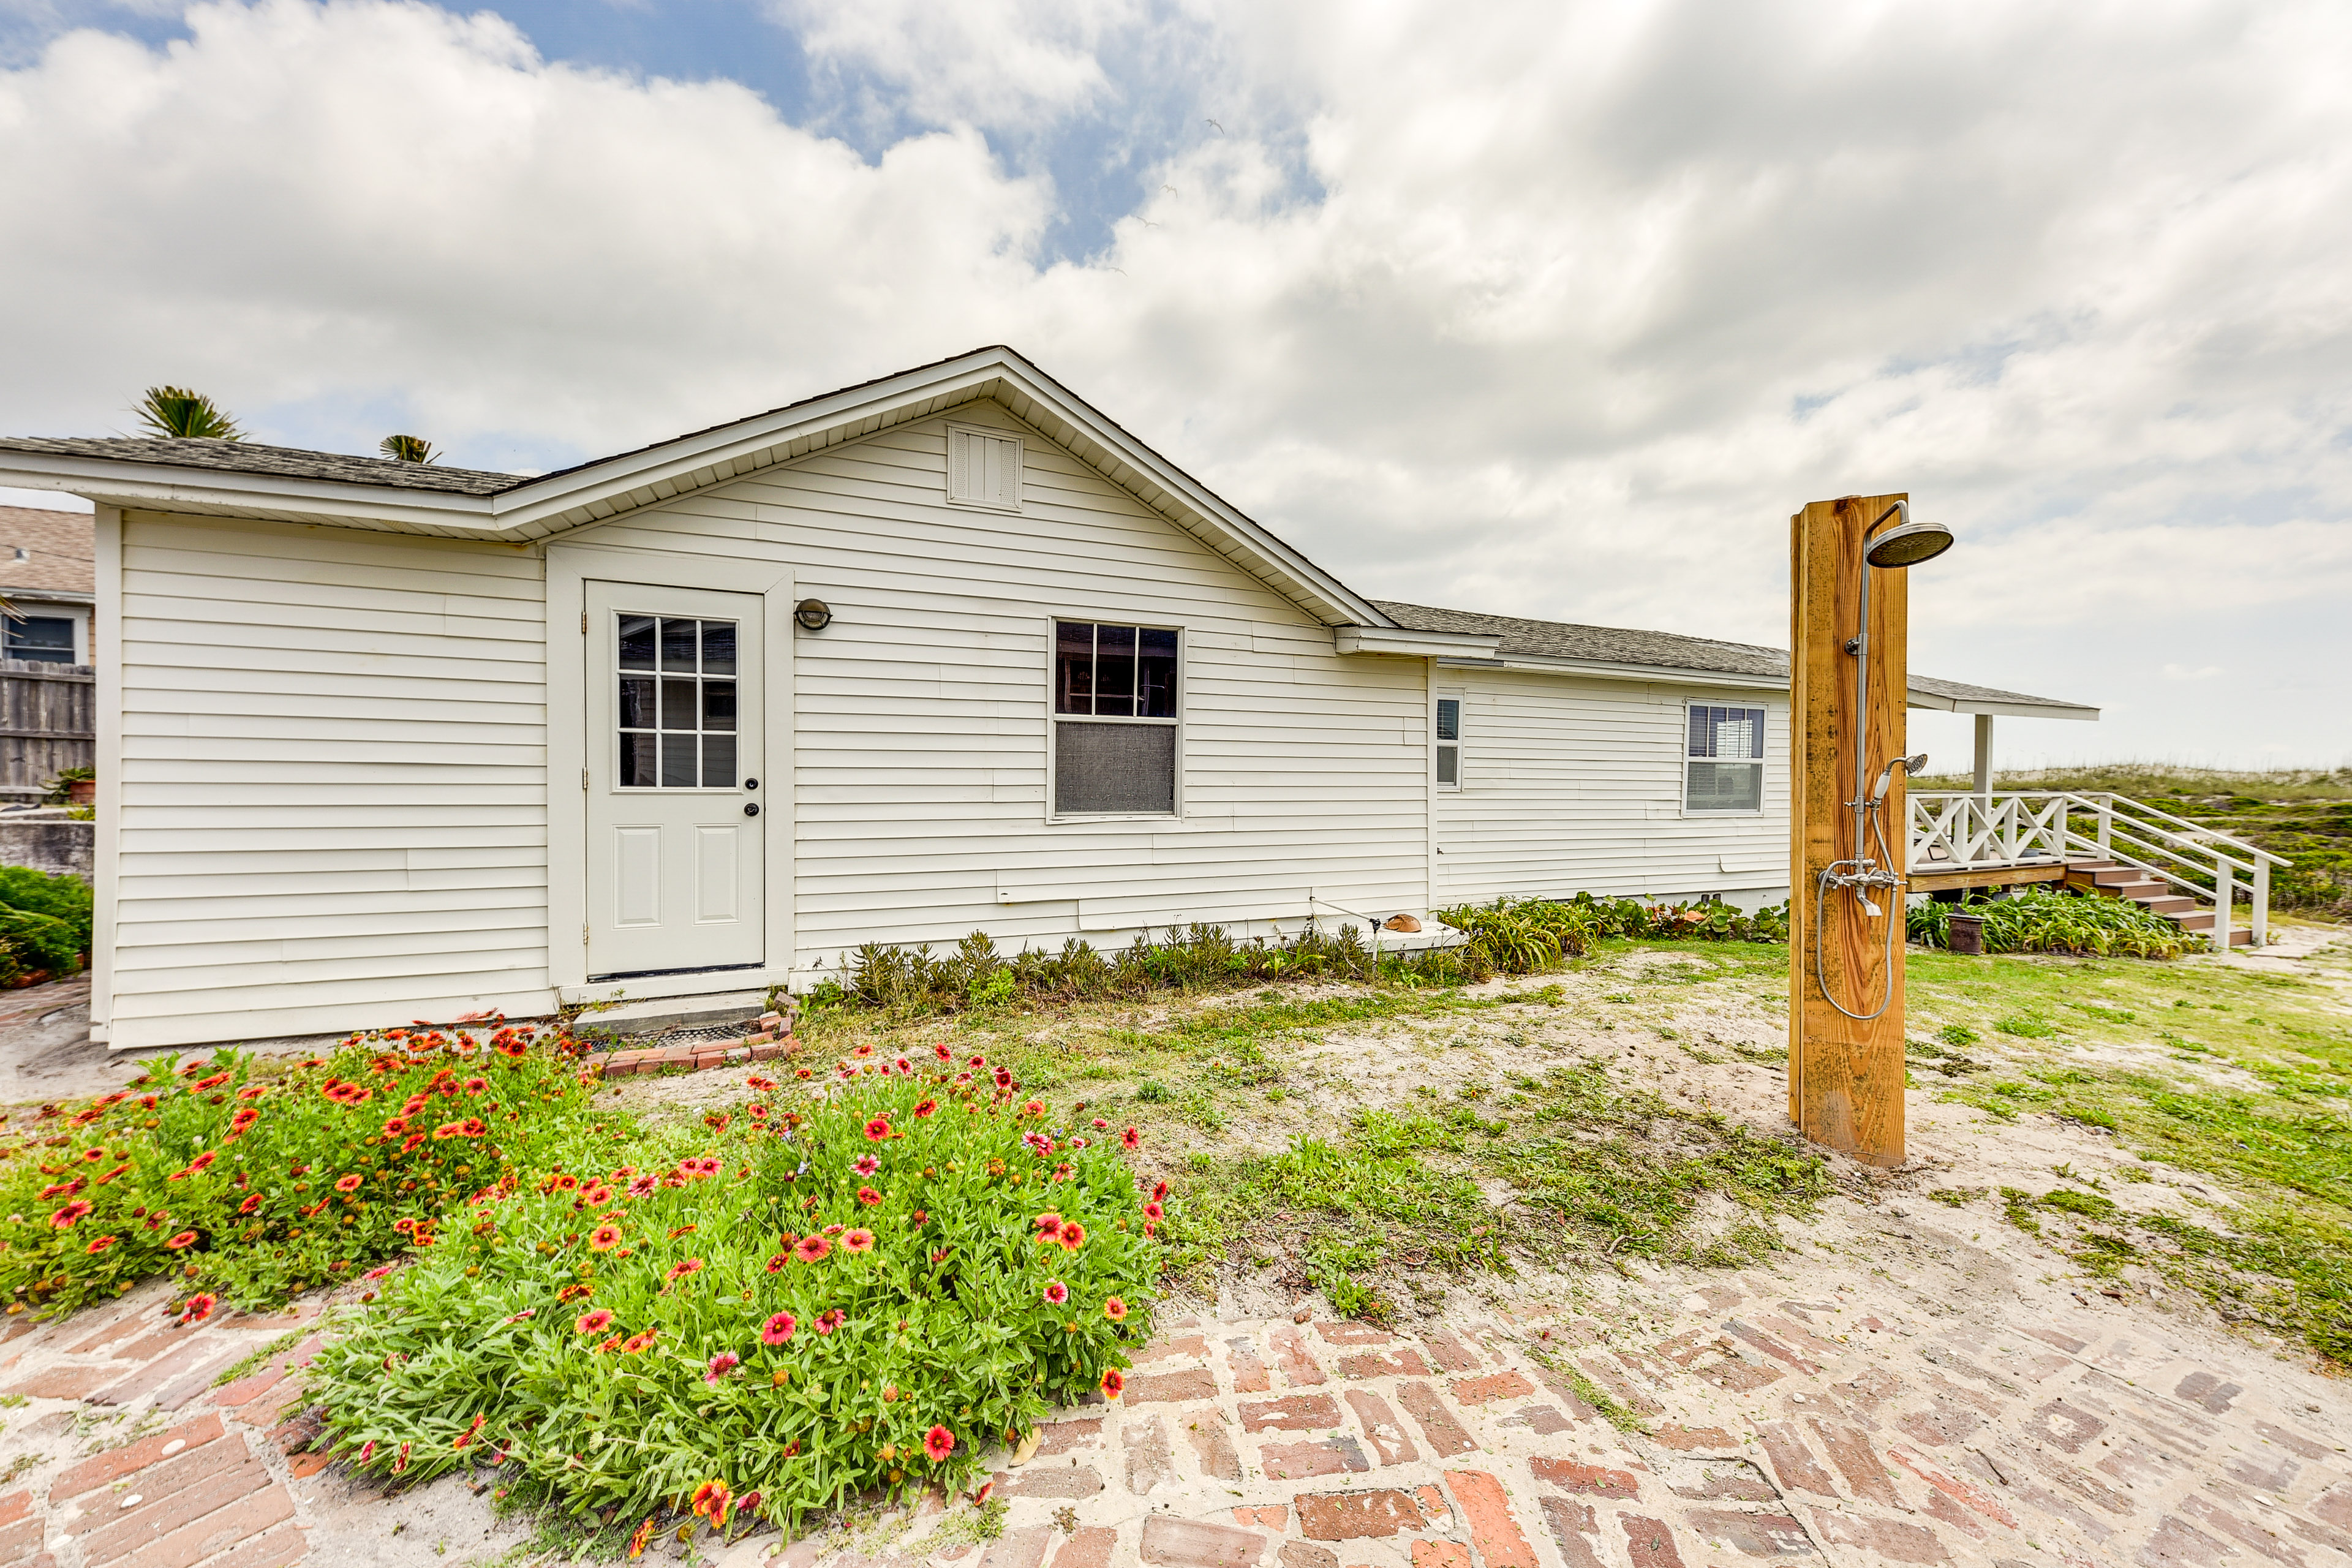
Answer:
[{"xmin": 946, "ymin": 427, "xmax": 1023, "ymax": 511}]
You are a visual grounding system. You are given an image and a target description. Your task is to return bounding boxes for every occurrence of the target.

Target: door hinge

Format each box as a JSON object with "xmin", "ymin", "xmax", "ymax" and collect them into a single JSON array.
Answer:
[
  {"xmin": 582, "ymin": 767, "xmax": 590, "ymax": 791},
  {"xmin": 581, "ymin": 611, "xmax": 588, "ymax": 635},
  {"xmin": 582, "ymin": 922, "xmax": 590, "ymax": 944}
]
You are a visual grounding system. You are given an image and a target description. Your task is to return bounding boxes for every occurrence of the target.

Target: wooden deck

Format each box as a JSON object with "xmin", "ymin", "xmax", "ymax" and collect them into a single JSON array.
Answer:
[{"xmin": 1906, "ymin": 859, "xmax": 2071, "ymax": 893}]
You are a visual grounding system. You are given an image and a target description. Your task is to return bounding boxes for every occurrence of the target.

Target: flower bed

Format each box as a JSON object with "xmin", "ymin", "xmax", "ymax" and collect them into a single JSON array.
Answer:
[
  {"xmin": 0, "ymin": 1020, "xmax": 605, "ymax": 1317},
  {"xmin": 305, "ymin": 1046, "xmax": 1163, "ymax": 1539}
]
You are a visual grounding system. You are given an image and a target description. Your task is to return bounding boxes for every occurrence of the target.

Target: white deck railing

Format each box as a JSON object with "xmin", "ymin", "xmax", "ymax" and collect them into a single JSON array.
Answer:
[{"xmin": 1907, "ymin": 790, "xmax": 2291, "ymax": 948}]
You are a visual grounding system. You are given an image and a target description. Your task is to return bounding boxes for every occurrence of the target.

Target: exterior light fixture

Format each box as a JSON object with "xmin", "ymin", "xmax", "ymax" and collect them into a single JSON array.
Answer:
[{"xmin": 794, "ymin": 598, "xmax": 832, "ymax": 631}]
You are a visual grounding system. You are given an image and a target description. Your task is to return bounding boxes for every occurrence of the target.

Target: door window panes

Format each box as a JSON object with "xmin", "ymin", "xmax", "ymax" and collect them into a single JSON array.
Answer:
[{"xmin": 618, "ymin": 615, "xmax": 739, "ymax": 788}]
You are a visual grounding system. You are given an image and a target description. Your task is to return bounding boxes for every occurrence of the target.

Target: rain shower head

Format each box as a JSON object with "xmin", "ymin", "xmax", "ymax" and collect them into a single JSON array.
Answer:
[{"xmin": 1864, "ymin": 500, "xmax": 1955, "ymax": 568}]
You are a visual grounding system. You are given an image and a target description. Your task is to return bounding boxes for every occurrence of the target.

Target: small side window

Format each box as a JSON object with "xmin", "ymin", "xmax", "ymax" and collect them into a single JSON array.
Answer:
[
  {"xmin": 1686, "ymin": 704, "xmax": 1766, "ymax": 812},
  {"xmin": 1435, "ymin": 695, "xmax": 1463, "ymax": 790}
]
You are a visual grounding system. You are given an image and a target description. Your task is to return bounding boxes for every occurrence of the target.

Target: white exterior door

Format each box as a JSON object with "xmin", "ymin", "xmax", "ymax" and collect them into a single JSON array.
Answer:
[{"xmin": 584, "ymin": 582, "xmax": 765, "ymax": 980}]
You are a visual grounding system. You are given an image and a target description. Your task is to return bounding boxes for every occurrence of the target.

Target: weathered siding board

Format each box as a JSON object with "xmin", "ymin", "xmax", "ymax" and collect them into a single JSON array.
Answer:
[
  {"xmin": 110, "ymin": 513, "xmax": 551, "ymax": 1047},
  {"xmin": 1433, "ymin": 668, "xmax": 1787, "ymax": 907}
]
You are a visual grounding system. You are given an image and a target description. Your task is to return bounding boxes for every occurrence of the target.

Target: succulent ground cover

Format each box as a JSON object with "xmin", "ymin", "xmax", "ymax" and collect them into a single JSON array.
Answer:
[{"xmin": 304, "ymin": 1047, "xmax": 1161, "ymax": 1544}]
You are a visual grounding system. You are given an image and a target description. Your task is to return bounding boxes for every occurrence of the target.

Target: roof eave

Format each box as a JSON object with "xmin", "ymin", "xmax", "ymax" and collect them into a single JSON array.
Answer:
[
  {"xmin": 0, "ymin": 451, "xmax": 500, "ymax": 534},
  {"xmin": 1905, "ymin": 692, "xmax": 2101, "ymax": 721},
  {"xmin": 1436, "ymin": 651, "xmax": 1786, "ymax": 690}
]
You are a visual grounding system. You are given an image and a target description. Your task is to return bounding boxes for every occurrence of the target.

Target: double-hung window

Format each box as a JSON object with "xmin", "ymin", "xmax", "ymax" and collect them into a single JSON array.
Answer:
[
  {"xmin": 1685, "ymin": 704, "xmax": 1766, "ymax": 812},
  {"xmin": 1434, "ymin": 693, "xmax": 1463, "ymax": 789},
  {"xmin": 1053, "ymin": 622, "xmax": 1179, "ymax": 815}
]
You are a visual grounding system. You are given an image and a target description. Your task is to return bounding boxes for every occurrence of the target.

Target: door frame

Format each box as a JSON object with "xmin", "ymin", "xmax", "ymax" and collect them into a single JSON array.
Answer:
[{"xmin": 548, "ymin": 543, "xmax": 794, "ymax": 1003}]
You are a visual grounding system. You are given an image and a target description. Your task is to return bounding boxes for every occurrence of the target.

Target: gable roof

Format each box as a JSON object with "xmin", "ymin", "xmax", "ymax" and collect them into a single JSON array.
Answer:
[
  {"xmin": 0, "ymin": 347, "xmax": 1385, "ymax": 627},
  {"xmin": 1376, "ymin": 600, "xmax": 2097, "ymax": 720},
  {"xmin": 0, "ymin": 353, "xmax": 2097, "ymax": 718}
]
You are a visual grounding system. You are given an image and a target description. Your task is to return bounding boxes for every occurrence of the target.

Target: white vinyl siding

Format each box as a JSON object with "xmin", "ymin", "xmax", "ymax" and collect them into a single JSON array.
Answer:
[
  {"xmin": 586, "ymin": 400, "xmax": 1431, "ymax": 958},
  {"xmin": 109, "ymin": 514, "xmax": 551, "ymax": 1048},
  {"xmin": 1430, "ymin": 668, "xmax": 1787, "ymax": 908}
]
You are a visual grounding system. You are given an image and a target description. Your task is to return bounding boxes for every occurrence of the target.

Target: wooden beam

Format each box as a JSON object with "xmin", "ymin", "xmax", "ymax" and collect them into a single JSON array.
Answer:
[
  {"xmin": 1908, "ymin": 862, "xmax": 2069, "ymax": 893},
  {"xmin": 1789, "ymin": 494, "xmax": 1909, "ymax": 1168}
]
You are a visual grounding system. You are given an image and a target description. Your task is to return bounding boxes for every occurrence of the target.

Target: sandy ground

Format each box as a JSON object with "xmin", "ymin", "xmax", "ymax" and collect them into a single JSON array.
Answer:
[{"xmin": 0, "ymin": 929, "xmax": 2343, "ymax": 1567}]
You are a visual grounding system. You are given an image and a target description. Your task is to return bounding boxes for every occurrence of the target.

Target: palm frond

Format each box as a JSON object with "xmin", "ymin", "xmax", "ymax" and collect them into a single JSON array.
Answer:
[{"xmin": 134, "ymin": 386, "xmax": 243, "ymax": 441}]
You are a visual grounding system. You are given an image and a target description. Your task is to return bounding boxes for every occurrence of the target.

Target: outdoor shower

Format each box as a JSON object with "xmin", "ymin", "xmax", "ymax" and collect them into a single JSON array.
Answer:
[{"xmin": 1811, "ymin": 499, "xmax": 1955, "ymax": 1022}]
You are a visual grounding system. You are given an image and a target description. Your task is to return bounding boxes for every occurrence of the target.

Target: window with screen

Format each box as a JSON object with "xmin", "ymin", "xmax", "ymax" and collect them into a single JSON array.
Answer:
[
  {"xmin": 1686, "ymin": 704, "xmax": 1766, "ymax": 812},
  {"xmin": 1435, "ymin": 695, "xmax": 1462, "ymax": 790},
  {"xmin": 616, "ymin": 614, "xmax": 738, "ymax": 788},
  {"xmin": 1053, "ymin": 621, "xmax": 1178, "ymax": 815},
  {"xmin": 4, "ymin": 616, "xmax": 74, "ymax": 665}
]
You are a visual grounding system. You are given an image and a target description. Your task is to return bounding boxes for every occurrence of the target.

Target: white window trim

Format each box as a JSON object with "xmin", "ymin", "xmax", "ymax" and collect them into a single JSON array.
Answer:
[
  {"xmin": 1434, "ymin": 688, "xmax": 1464, "ymax": 792},
  {"xmin": 944, "ymin": 422, "xmax": 1024, "ymax": 513},
  {"xmin": 1681, "ymin": 699, "xmax": 1769, "ymax": 816},
  {"xmin": 1045, "ymin": 614, "xmax": 1185, "ymax": 823}
]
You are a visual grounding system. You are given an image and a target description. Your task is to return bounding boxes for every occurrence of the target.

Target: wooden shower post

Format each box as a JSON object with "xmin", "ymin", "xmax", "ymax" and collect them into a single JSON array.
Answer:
[{"xmin": 1788, "ymin": 494, "xmax": 1909, "ymax": 1167}]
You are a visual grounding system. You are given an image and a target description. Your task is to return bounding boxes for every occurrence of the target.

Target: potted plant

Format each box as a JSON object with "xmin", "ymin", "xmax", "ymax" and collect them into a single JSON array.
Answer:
[{"xmin": 42, "ymin": 767, "xmax": 94, "ymax": 808}]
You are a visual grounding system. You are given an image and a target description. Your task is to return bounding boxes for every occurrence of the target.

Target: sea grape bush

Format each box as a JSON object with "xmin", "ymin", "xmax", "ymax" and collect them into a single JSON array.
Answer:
[
  {"xmin": 306, "ymin": 1045, "xmax": 1162, "ymax": 1538},
  {"xmin": 0, "ymin": 1019, "xmax": 606, "ymax": 1316}
]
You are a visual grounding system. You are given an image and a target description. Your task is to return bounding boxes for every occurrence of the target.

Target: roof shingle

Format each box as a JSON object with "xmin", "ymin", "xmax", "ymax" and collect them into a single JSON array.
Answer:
[
  {"xmin": 0, "ymin": 437, "xmax": 519, "ymax": 496},
  {"xmin": 1373, "ymin": 598, "xmax": 2090, "ymax": 714}
]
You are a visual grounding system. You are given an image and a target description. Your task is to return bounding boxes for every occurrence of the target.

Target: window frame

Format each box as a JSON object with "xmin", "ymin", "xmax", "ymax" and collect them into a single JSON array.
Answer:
[
  {"xmin": 1434, "ymin": 688, "xmax": 1464, "ymax": 792},
  {"xmin": 2, "ymin": 614, "xmax": 79, "ymax": 666},
  {"xmin": 1045, "ymin": 614, "xmax": 1185, "ymax": 822},
  {"xmin": 1681, "ymin": 700, "xmax": 1770, "ymax": 816}
]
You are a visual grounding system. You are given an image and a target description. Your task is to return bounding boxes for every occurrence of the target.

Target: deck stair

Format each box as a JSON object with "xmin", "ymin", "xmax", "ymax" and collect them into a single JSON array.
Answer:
[
  {"xmin": 1908, "ymin": 790, "xmax": 2288, "ymax": 949},
  {"xmin": 2060, "ymin": 859, "xmax": 2253, "ymax": 946}
]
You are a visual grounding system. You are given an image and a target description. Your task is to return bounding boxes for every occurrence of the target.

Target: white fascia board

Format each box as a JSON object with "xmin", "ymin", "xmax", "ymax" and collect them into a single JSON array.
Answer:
[
  {"xmin": 1336, "ymin": 626, "xmax": 1502, "ymax": 658},
  {"xmin": 1436, "ymin": 653, "xmax": 1785, "ymax": 691},
  {"xmin": 0, "ymin": 453, "xmax": 499, "ymax": 533},
  {"xmin": 1904, "ymin": 691, "xmax": 2101, "ymax": 721}
]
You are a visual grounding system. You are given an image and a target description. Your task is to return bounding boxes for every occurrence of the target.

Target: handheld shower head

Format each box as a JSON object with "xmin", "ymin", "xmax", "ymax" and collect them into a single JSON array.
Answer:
[{"xmin": 1868, "ymin": 753, "xmax": 1931, "ymax": 806}]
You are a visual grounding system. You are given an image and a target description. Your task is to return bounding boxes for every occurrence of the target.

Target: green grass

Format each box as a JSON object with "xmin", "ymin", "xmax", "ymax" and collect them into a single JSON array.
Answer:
[{"xmin": 1910, "ymin": 949, "xmax": 2352, "ymax": 1362}]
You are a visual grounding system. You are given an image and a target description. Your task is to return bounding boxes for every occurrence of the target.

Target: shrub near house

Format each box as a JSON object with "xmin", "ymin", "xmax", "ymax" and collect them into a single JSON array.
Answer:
[{"xmin": 306, "ymin": 1045, "xmax": 1162, "ymax": 1534}]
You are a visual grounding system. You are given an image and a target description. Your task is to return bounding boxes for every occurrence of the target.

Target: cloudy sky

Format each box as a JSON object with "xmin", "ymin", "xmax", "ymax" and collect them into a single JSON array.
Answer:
[{"xmin": 2, "ymin": 0, "xmax": 2346, "ymax": 767}]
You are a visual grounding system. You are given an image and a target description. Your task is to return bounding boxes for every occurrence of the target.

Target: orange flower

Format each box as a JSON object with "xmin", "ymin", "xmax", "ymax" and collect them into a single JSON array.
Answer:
[
  {"xmin": 334, "ymin": 1174, "xmax": 363, "ymax": 1193},
  {"xmin": 627, "ymin": 1517, "xmax": 655, "ymax": 1558},
  {"xmin": 842, "ymin": 1228, "xmax": 875, "ymax": 1253},
  {"xmin": 587, "ymin": 1224, "xmax": 622, "ymax": 1251},
  {"xmin": 1101, "ymin": 1367, "xmax": 1126, "ymax": 1398},
  {"xmin": 794, "ymin": 1235, "xmax": 831, "ymax": 1262},
  {"xmin": 85, "ymin": 1234, "xmax": 117, "ymax": 1255},
  {"xmin": 665, "ymin": 1257, "xmax": 704, "ymax": 1281},
  {"xmin": 50, "ymin": 1200, "xmax": 94, "ymax": 1228},
  {"xmin": 1104, "ymin": 1296, "xmax": 1128, "ymax": 1322}
]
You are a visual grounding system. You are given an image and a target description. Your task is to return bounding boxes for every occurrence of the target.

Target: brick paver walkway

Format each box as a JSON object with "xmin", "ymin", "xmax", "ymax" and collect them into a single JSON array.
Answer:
[{"xmin": 0, "ymin": 1258, "xmax": 2345, "ymax": 1567}]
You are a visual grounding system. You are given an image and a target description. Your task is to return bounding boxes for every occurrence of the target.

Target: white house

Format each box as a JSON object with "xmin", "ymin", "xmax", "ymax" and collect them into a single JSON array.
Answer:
[{"xmin": 0, "ymin": 349, "xmax": 2092, "ymax": 1050}]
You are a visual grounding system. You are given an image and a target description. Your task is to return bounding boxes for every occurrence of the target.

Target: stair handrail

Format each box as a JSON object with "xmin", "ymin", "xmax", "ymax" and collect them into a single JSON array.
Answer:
[{"xmin": 1908, "ymin": 788, "xmax": 2290, "ymax": 949}]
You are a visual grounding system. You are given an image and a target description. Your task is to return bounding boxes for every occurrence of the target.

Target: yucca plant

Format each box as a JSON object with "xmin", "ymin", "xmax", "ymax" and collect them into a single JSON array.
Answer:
[
  {"xmin": 380, "ymin": 434, "xmax": 439, "ymax": 464},
  {"xmin": 134, "ymin": 385, "xmax": 243, "ymax": 440}
]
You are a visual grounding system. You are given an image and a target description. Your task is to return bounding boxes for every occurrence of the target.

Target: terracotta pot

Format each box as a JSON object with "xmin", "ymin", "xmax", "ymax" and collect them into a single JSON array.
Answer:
[{"xmin": 66, "ymin": 778, "xmax": 95, "ymax": 806}]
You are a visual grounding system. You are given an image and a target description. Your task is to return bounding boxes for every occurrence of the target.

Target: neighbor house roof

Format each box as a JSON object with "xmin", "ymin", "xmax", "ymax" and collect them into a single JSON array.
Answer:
[
  {"xmin": 1375, "ymin": 600, "xmax": 2098, "ymax": 720},
  {"xmin": 0, "ymin": 505, "xmax": 96, "ymax": 597}
]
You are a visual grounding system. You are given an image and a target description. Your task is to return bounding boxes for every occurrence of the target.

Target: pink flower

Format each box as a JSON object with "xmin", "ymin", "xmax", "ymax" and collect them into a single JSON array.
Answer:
[
  {"xmin": 842, "ymin": 1228, "xmax": 875, "ymax": 1253},
  {"xmin": 853, "ymin": 1155, "xmax": 880, "ymax": 1176},
  {"xmin": 813, "ymin": 1309, "xmax": 845, "ymax": 1335},
  {"xmin": 761, "ymin": 1311, "xmax": 796, "ymax": 1345},
  {"xmin": 704, "ymin": 1351, "xmax": 741, "ymax": 1384},
  {"xmin": 1043, "ymin": 1279, "xmax": 1069, "ymax": 1305},
  {"xmin": 924, "ymin": 1424, "xmax": 955, "ymax": 1462}
]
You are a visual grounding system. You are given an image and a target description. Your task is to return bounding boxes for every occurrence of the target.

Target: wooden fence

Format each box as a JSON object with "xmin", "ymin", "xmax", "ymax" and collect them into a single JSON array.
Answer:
[{"xmin": 0, "ymin": 658, "xmax": 94, "ymax": 802}]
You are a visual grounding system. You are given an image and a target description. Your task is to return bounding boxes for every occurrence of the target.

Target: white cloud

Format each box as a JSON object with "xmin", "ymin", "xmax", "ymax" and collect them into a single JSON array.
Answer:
[{"xmin": 1, "ymin": 0, "xmax": 2348, "ymax": 765}]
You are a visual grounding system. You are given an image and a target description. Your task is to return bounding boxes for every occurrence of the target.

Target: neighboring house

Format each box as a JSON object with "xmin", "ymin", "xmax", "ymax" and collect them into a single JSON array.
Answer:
[
  {"xmin": 0, "ymin": 348, "xmax": 2090, "ymax": 1050},
  {"xmin": 0, "ymin": 504, "xmax": 97, "ymax": 806},
  {"xmin": 0, "ymin": 504, "xmax": 94, "ymax": 665}
]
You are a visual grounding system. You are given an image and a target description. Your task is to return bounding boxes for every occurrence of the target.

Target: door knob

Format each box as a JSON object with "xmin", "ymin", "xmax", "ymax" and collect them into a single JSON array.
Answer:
[{"xmin": 744, "ymin": 803, "xmax": 760, "ymax": 817}]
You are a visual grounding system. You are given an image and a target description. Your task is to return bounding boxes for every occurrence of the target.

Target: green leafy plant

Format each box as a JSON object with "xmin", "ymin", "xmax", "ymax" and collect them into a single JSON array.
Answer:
[
  {"xmin": 1908, "ymin": 888, "xmax": 2190, "ymax": 959},
  {"xmin": 0, "ymin": 1018, "xmax": 602, "ymax": 1316},
  {"xmin": 0, "ymin": 865, "xmax": 92, "ymax": 981},
  {"xmin": 380, "ymin": 435, "xmax": 439, "ymax": 464},
  {"xmin": 306, "ymin": 1048, "xmax": 1161, "ymax": 1539},
  {"xmin": 134, "ymin": 386, "xmax": 243, "ymax": 440}
]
